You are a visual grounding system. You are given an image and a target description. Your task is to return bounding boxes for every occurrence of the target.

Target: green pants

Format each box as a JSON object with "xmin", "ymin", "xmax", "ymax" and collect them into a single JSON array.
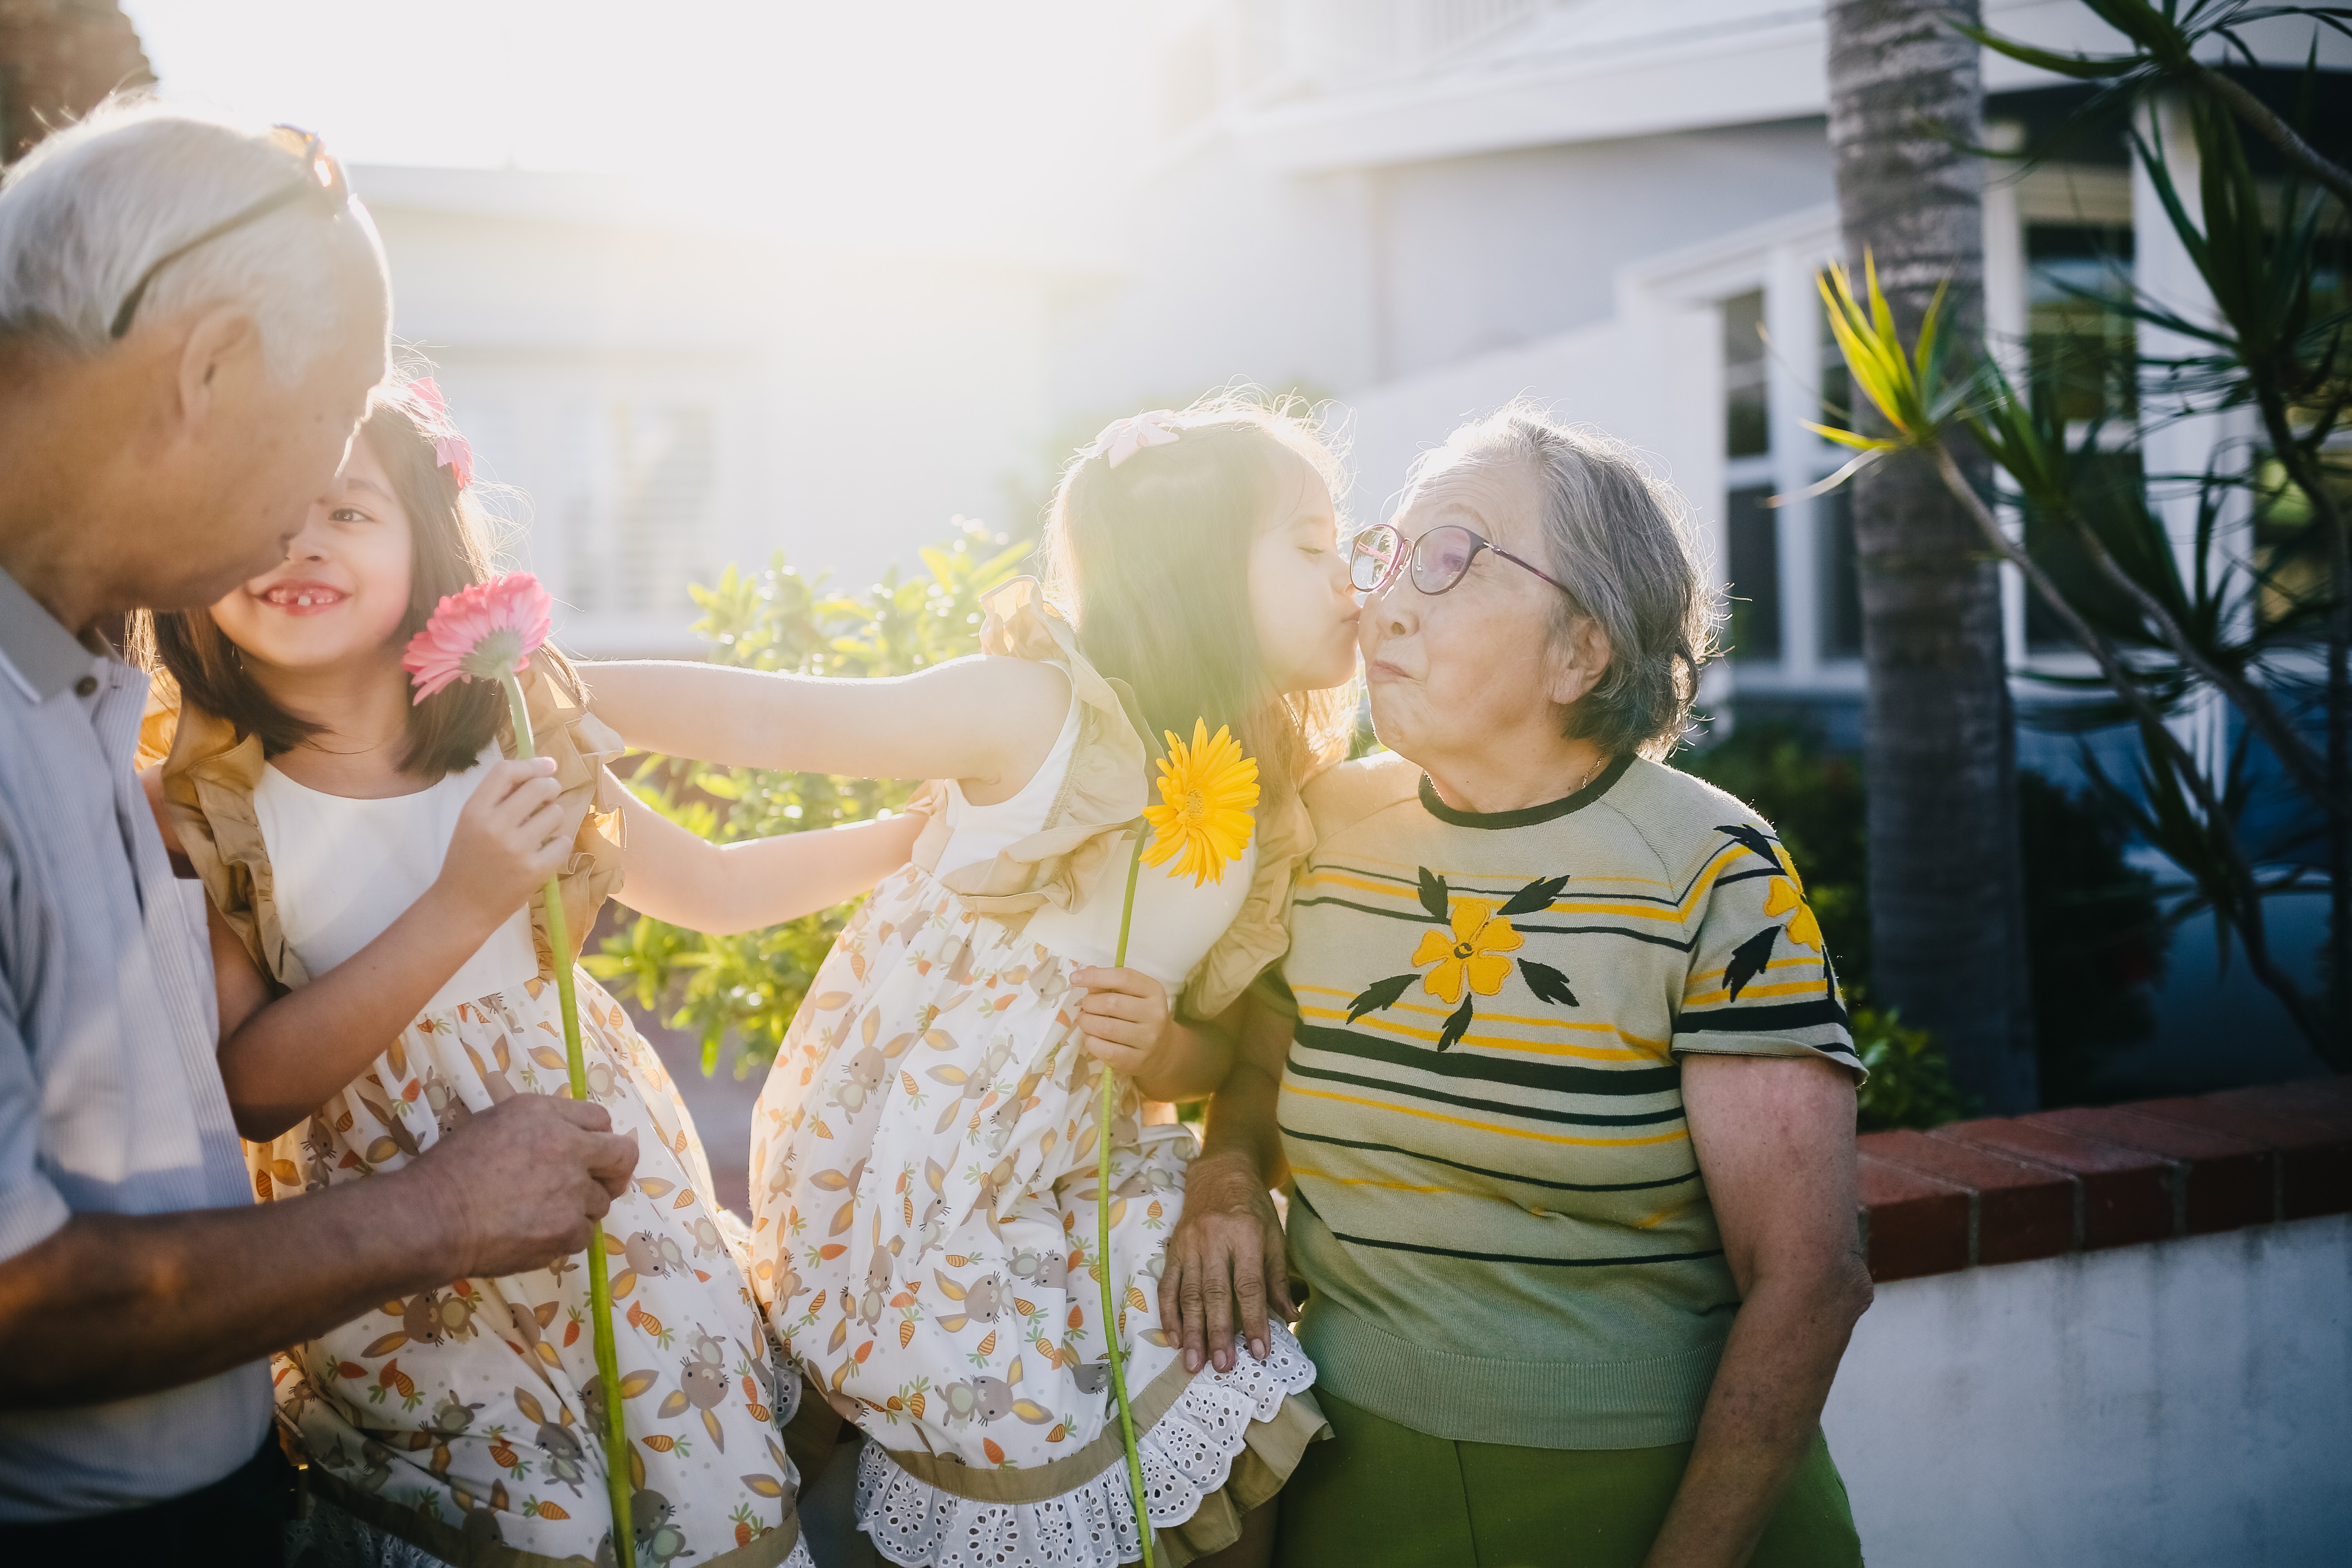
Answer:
[{"xmin": 1272, "ymin": 1390, "xmax": 1860, "ymax": 1568}]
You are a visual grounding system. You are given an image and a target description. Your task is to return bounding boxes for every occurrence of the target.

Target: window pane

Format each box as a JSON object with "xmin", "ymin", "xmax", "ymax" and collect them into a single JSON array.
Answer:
[
  {"xmin": 2252, "ymin": 452, "xmax": 2352, "ymax": 634},
  {"xmin": 2026, "ymin": 223, "xmax": 2136, "ymax": 425},
  {"xmin": 1724, "ymin": 289, "xmax": 1769, "ymax": 459},
  {"xmin": 566, "ymin": 399, "xmax": 718, "ymax": 616},
  {"xmin": 2023, "ymin": 449, "xmax": 2147, "ymax": 649},
  {"xmin": 1820, "ymin": 485, "xmax": 1864, "ymax": 659},
  {"xmin": 1725, "ymin": 484, "xmax": 1782, "ymax": 662}
]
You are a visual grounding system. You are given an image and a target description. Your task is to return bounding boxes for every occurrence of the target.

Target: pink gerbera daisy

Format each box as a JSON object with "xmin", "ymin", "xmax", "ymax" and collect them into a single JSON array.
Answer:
[{"xmin": 401, "ymin": 571, "xmax": 553, "ymax": 703}]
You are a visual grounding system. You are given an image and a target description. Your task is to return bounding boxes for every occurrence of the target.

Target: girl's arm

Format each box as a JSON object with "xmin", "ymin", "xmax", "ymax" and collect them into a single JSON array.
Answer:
[
  {"xmin": 160, "ymin": 758, "xmax": 580, "ymax": 1142},
  {"xmin": 610, "ymin": 781, "xmax": 925, "ymax": 935},
  {"xmin": 581, "ymin": 656, "xmax": 1071, "ymax": 803}
]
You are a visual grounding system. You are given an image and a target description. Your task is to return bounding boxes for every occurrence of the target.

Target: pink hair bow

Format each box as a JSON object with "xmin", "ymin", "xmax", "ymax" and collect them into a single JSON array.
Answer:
[
  {"xmin": 406, "ymin": 377, "xmax": 474, "ymax": 490},
  {"xmin": 1085, "ymin": 409, "xmax": 1180, "ymax": 470}
]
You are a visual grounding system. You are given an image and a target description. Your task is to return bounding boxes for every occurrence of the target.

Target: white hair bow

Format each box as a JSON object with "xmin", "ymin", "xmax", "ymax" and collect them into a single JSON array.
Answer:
[{"xmin": 1085, "ymin": 409, "xmax": 1181, "ymax": 470}]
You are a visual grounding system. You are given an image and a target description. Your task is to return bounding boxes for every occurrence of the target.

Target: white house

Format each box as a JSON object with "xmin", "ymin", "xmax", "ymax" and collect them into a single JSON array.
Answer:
[
  {"xmin": 352, "ymin": 163, "xmax": 1097, "ymax": 656},
  {"xmin": 1047, "ymin": 0, "xmax": 2352, "ymax": 746}
]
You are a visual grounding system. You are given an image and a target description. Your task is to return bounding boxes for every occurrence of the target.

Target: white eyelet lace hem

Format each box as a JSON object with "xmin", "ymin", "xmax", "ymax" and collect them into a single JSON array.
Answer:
[{"xmin": 853, "ymin": 1321, "xmax": 1316, "ymax": 1568}]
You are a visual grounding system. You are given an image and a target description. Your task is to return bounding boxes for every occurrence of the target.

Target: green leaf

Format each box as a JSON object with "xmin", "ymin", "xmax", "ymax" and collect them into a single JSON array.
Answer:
[
  {"xmin": 1952, "ymin": 24, "xmax": 2142, "ymax": 79},
  {"xmin": 1496, "ymin": 875, "xmax": 1570, "ymax": 918},
  {"xmin": 1416, "ymin": 867, "xmax": 1450, "ymax": 922},
  {"xmin": 1519, "ymin": 960, "xmax": 1580, "ymax": 1009},
  {"xmin": 1346, "ymin": 973, "xmax": 1419, "ymax": 1024},
  {"xmin": 1436, "ymin": 995, "xmax": 1474, "ymax": 1052},
  {"xmin": 1803, "ymin": 421, "xmax": 1893, "ymax": 453}
]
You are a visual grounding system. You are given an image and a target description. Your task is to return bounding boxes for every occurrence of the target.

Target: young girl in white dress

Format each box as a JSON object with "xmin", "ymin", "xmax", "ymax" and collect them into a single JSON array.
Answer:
[
  {"xmin": 581, "ymin": 397, "xmax": 1363, "ymax": 1568},
  {"xmin": 138, "ymin": 383, "xmax": 922, "ymax": 1568}
]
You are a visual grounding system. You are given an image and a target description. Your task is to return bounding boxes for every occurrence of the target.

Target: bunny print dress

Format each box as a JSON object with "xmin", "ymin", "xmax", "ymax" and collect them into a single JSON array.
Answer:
[
  {"xmin": 746, "ymin": 581, "xmax": 1326, "ymax": 1568},
  {"xmin": 159, "ymin": 659, "xmax": 813, "ymax": 1568}
]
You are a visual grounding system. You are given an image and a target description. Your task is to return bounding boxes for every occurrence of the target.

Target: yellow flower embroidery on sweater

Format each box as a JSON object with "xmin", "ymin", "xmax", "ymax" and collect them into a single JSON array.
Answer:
[
  {"xmin": 1411, "ymin": 898, "xmax": 1526, "ymax": 1003},
  {"xmin": 1345, "ymin": 869, "xmax": 1579, "ymax": 1050},
  {"xmin": 1762, "ymin": 871, "xmax": 1823, "ymax": 951}
]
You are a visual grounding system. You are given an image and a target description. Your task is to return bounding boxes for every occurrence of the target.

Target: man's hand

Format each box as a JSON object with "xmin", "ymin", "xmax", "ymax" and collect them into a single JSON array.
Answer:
[
  {"xmin": 399, "ymin": 1095, "xmax": 638, "ymax": 1279},
  {"xmin": 1160, "ymin": 1147, "xmax": 1290, "ymax": 1375}
]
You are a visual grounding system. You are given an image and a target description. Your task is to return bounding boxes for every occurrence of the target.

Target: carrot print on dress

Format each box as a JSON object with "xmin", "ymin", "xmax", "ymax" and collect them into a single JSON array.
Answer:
[{"xmin": 255, "ymin": 979, "xmax": 810, "ymax": 1567}]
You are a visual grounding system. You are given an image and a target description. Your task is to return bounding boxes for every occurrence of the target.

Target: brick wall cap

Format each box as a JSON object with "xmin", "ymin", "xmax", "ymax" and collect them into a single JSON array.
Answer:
[
  {"xmin": 1854, "ymin": 1077, "xmax": 2349, "ymax": 1282},
  {"xmin": 1935, "ymin": 1117, "xmax": 2170, "ymax": 1176},
  {"xmin": 2026, "ymin": 1105, "xmax": 2267, "ymax": 1160},
  {"xmin": 1863, "ymin": 1127, "xmax": 2074, "ymax": 1191},
  {"xmin": 1856, "ymin": 1149, "xmax": 1969, "ymax": 1202},
  {"xmin": 2127, "ymin": 1096, "xmax": 2352, "ymax": 1152}
]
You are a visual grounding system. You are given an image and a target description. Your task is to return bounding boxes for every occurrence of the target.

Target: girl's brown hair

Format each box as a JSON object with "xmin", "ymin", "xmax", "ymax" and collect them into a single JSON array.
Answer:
[
  {"xmin": 133, "ymin": 382, "xmax": 551, "ymax": 778},
  {"xmin": 1040, "ymin": 390, "xmax": 1355, "ymax": 804}
]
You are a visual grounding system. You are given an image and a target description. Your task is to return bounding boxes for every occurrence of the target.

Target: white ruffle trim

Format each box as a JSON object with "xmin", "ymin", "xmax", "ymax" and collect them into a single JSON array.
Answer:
[
  {"xmin": 784, "ymin": 1535, "xmax": 817, "ymax": 1568},
  {"xmin": 853, "ymin": 1321, "xmax": 1316, "ymax": 1568}
]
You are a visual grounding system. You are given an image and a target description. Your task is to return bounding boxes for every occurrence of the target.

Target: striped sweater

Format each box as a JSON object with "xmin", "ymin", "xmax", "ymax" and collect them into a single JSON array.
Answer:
[{"xmin": 1269, "ymin": 751, "xmax": 1861, "ymax": 1450}]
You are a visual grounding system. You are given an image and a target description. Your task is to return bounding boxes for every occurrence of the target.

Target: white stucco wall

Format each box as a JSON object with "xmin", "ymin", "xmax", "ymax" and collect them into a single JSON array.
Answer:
[
  {"xmin": 1823, "ymin": 1215, "xmax": 2352, "ymax": 1567},
  {"xmin": 356, "ymin": 170, "xmax": 1066, "ymax": 654}
]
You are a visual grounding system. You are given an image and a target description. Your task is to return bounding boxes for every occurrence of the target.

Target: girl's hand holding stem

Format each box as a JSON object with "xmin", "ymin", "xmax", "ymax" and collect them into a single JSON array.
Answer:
[
  {"xmin": 431, "ymin": 756, "xmax": 572, "ymax": 933},
  {"xmin": 205, "ymin": 756, "xmax": 585, "ymax": 1142},
  {"xmin": 1070, "ymin": 967, "xmax": 1237, "ymax": 1106}
]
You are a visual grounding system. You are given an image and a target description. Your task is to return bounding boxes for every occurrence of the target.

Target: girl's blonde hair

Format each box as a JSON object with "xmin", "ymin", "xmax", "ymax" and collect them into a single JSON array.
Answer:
[
  {"xmin": 1040, "ymin": 390, "xmax": 1355, "ymax": 807},
  {"xmin": 133, "ymin": 381, "xmax": 571, "ymax": 776}
]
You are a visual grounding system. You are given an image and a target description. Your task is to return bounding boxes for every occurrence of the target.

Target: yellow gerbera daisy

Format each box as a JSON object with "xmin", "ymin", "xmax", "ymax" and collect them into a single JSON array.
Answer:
[
  {"xmin": 1140, "ymin": 720, "xmax": 1260, "ymax": 886},
  {"xmin": 1412, "ymin": 897, "xmax": 1525, "ymax": 1004}
]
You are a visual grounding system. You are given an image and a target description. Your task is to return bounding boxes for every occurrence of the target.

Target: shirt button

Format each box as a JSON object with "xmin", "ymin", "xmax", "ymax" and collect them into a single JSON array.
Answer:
[{"xmin": 75, "ymin": 675, "xmax": 98, "ymax": 698}]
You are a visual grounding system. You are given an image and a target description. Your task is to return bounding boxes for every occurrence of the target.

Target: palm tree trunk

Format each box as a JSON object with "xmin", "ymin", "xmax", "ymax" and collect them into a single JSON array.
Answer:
[{"xmin": 1827, "ymin": 1, "xmax": 2037, "ymax": 1112}]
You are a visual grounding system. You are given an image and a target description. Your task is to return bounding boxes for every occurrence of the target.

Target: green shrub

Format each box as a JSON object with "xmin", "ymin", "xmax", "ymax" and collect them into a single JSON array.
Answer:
[
  {"xmin": 583, "ymin": 520, "xmax": 1031, "ymax": 1074},
  {"xmin": 1850, "ymin": 1000, "xmax": 1970, "ymax": 1132}
]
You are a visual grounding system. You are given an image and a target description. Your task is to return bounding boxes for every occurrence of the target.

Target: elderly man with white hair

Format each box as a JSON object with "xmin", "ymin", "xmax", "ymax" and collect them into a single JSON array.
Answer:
[{"xmin": 0, "ymin": 103, "xmax": 640, "ymax": 1564}]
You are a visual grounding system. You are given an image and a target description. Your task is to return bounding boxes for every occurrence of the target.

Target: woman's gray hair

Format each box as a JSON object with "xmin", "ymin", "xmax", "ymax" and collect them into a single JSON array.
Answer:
[
  {"xmin": 1414, "ymin": 403, "xmax": 1717, "ymax": 759},
  {"xmin": 0, "ymin": 98, "xmax": 387, "ymax": 380}
]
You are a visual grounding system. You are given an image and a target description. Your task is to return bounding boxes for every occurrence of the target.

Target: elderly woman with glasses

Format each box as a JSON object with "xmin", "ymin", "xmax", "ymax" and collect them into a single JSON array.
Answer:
[{"xmin": 1157, "ymin": 405, "xmax": 1872, "ymax": 1568}]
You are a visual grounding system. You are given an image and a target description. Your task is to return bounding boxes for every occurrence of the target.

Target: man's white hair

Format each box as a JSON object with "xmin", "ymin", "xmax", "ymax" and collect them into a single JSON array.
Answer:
[{"xmin": 0, "ymin": 97, "xmax": 388, "ymax": 380}]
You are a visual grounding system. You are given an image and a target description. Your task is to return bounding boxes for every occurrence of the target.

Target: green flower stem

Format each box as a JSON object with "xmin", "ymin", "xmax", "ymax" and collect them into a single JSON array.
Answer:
[
  {"xmin": 1098, "ymin": 829, "xmax": 1153, "ymax": 1568},
  {"xmin": 500, "ymin": 672, "xmax": 635, "ymax": 1568}
]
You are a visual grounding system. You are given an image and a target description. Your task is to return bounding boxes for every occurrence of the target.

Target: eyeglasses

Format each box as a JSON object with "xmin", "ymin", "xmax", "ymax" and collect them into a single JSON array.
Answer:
[
  {"xmin": 1347, "ymin": 521, "xmax": 1575, "ymax": 599},
  {"xmin": 108, "ymin": 125, "xmax": 351, "ymax": 341}
]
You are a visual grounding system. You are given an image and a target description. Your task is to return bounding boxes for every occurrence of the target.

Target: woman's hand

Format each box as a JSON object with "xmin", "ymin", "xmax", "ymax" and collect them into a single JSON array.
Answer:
[
  {"xmin": 430, "ymin": 757, "xmax": 571, "ymax": 931},
  {"xmin": 1157, "ymin": 1145, "xmax": 1292, "ymax": 1374}
]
